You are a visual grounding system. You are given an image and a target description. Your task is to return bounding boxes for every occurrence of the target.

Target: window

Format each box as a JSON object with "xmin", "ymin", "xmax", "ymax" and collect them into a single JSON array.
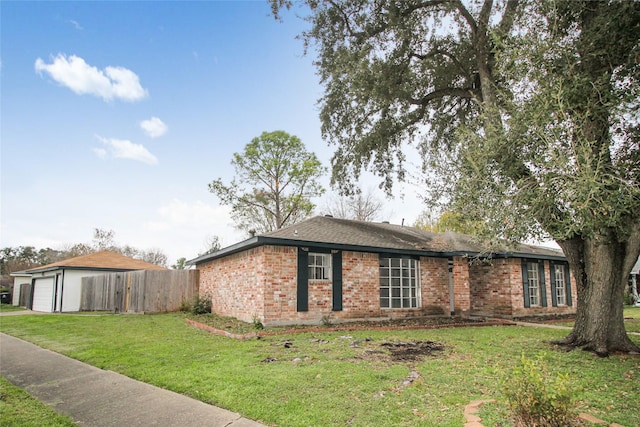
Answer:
[
  {"xmin": 550, "ymin": 263, "xmax": 571, "ymax": 307},
  {"xmin": 308, "ymin": 252, "xmax": 331, "ymax": 280},
  {"xmin": 554, "ymin": 266, "xmax": 566, "ymax": 305},
  {"xmin": 527, "ymin": 262, "xmax": 540, "ymax": 306},
  {"xmin": 379, "ymin": 256, "xmax": 420, "ymax": 309},
  {"xmin": 522, "ymin": 260, "xmax": 547, "ymax": 308}
]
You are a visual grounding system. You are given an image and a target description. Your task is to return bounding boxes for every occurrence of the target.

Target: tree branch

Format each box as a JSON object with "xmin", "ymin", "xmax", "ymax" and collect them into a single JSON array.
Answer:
[
  {"xmin": 454, "ymin": 0, "xmax": 478, "ymax": 35},
  {"xmin": 412, "ymin": 49, "xmax": 470, "ymax": 77},
  {"xmin": 497, "ymin": 0, "xmax": 520, "ymax": 37},
  {"xmin": 410, "ymin": 87, "xmax": 478, "ymax": 105}
]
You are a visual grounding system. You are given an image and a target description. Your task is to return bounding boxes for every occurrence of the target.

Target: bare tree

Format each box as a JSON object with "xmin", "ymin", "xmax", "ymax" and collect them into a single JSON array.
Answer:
[{"xmin": 323, "ymin": 188, "xmax": 384, "ymax": 222}]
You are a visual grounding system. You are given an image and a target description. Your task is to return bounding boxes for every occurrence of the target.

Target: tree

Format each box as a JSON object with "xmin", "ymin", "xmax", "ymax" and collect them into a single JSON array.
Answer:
[
  {"xmin": 414, "ymin": 210, "xmax": 483, "ymax": 236},
  {"xmin": 0, "ymin": 246, "xmax": 65, "ymax": 275},
  {"xmin": 199, "ymin": 235, "xmax": 222, "ymax": 256},
  {"xmin": 209, "ymin": 130, "xmax": 326, "ymax": 234},
  {"xmin": 322, "ymin": 187, "xmax": 385, "ymax": 221},
  {"xmin": 272, "ymin": 0, "xmax": 640, "ymax": 355},
  {"xmin": 92, "ymin": 228, "xmax": 117, "ymax": 251},
  {"xmin": 138, "ymin": 248, "xmax": 168, "ymax": 267},
  {"xmin": 172, "ymin": 257, "xmax": 187, "ymax": 270}
]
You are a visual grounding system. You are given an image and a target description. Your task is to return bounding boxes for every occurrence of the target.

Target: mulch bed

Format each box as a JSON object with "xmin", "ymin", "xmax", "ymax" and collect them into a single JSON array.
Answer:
[{"xmin": 185, "ymin": 316, "xmax": 515, "ymax": 340}]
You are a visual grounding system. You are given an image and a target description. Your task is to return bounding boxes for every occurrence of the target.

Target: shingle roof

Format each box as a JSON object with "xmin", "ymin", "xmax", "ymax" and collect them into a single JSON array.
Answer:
[
  {"xmin": 189, "ymin": 216, "xmax": 564, "ymax": 264},
  {"xmin": 26, "ymin": 250, "xmax": 167, "ymax": 273}
]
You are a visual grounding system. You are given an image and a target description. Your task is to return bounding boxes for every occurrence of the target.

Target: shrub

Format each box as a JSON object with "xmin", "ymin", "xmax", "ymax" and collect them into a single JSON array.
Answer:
[
  {"xmin": 252, "ymin": 314, "xmax": 264, "ymax": 330},
  {"xmin": 178, "ymin": 299, "xmax": 192, "ymax": 313},
  {"xmin": 321, "ymin": 313, "xmax": 333, "ymax": 327},
  {"xmin": 191, "ymin": 293, "xmax": 212, "ymax": 315},
  {"xmin": 504, "ymin": 353, "xmax": 578, "ymax": 427}
]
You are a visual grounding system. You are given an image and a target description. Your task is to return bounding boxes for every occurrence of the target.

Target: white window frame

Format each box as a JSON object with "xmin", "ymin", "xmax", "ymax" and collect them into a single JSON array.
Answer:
[
  {"xmin": 527, "ymin": 262, "xmax": 540, "ymax": 306},
  {"xmin": 308, "ymin": 252, "xmax": 331, "ymax": 281},
  {"xmin": 554, "ymin": 266, "xmax": 566, "ymax": 306},
  {"xmin": 379, "ymin": 257, "xmax": 421, "ymax": 309}
]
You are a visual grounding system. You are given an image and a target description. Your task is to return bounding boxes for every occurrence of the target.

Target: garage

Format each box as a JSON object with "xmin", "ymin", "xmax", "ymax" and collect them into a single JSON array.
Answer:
[
  {"xmin": 24, "ymin": 251, "xmax": 166, "ymax": 312},
  {"xmin": 32, "ymin": 277, "xmax": 55, "ymax": 312}
]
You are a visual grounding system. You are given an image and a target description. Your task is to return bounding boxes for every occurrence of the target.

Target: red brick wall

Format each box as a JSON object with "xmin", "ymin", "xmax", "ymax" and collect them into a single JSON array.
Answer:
[
  {"xmin": 198, "ymin": 246, "xmax": 266, "ymax": 323},
  {"xmin": 420, "ymin": 257, "xmax": 450, "ymax": 315},
  {"xmin": 452, "ymin": 256, "xmax": 471, "ymax": 316},
  {"xmin": 198, "ymin": 244, "xmax": 575, "ymax": 325},
  {"xmin": 470, "ymin": 258, "xmax": 578, "ymax": 318},
  {"xmin": 470, "ymin": 259, "xmax": 516, "ymax": 317},
  {"xmin": 197, "ymin": 246, "xmax": 471, "ymax": 325}
]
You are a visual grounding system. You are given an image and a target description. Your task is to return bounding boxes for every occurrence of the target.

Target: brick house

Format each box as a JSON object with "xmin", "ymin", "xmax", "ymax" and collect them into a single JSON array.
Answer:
[{"xmin": 189, "ymin": 216, "xmax": 576, "ymax": 326}]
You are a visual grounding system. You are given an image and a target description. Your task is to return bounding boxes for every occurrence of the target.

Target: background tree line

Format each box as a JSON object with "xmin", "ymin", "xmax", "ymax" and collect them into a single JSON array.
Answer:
[{"xmin": 0, "ymin": 228, "xmax": 168, "ymax": 282}]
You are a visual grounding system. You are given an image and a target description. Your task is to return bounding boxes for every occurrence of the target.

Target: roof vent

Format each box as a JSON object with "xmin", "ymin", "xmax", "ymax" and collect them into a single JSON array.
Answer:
[
  {"xmin": 324, "ymin": 214, "xmax": 333, "ymax": 218},
  {"xmin": 382, "ymin": 221, "xmax": 390, "ymax": 224}
]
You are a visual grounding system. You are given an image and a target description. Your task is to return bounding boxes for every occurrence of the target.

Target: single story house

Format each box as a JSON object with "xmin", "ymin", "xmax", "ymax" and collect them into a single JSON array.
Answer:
[
  {"xmin": 19, "ymin": 251, "xmax": 166, "ymax": 313},
  {"xmin": 188, "ymin": 216, "xmax": 576, "ymax": 326}
]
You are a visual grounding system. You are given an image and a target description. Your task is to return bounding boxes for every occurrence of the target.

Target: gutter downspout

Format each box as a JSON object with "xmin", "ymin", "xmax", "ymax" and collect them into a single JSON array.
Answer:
[{"xmin": 448, "ymin": 258, "xmax": 455, "ymax": 316}]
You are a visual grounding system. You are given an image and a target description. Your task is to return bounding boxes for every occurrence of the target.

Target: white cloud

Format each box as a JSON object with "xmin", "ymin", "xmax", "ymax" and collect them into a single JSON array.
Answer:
[
  {"xmin": 34, "ymin": 54, "xmax": 148, "ymax": 102},
  {"xmin": 142, "ymin": 199, "xmax": 243, "ymax": 260},
  {"xmin": 93, "ymin": 147, "xmax": 107, "ymax": 159},
  {"xmin": 95, "ymin": 135, "xmax": 158, "ymax": 165},
  {"xmin": 147, "ymin": 199, "xmax": 230, "ymax": 229},
  {"xmin": 68, "ymin": 20, "xmax": 83, "ymax": 30},
  {"xmin": 140, "ymin": 117, "xmax": 168, "ymax": 138}
]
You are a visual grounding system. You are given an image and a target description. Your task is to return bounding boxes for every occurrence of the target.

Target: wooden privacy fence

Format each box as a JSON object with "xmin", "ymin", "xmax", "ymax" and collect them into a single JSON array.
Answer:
[{"xmin": 80, "ymin": 270, "xmax": 199, "ymax": 313}]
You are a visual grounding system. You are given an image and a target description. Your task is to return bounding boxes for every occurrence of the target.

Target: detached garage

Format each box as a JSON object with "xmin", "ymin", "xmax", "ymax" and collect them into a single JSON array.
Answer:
[{"xmin": 25, "ymin": 251, "xmax": 166, "ymax": 313}]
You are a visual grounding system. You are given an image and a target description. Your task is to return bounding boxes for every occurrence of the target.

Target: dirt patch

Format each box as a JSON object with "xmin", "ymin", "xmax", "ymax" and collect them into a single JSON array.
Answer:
[
  {"xmin": 380, "ymin": 340, "xmax": 445, "ymax": 362},
  {"xmin": 356, "ymin": 339, "xmax": 446, "ymax": 364}
]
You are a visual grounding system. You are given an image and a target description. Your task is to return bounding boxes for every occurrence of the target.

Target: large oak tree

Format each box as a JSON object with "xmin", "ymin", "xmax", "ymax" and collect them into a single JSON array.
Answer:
[{"xmin": 272, "ymin": 0, "xmax": 640, "ymax": 355}]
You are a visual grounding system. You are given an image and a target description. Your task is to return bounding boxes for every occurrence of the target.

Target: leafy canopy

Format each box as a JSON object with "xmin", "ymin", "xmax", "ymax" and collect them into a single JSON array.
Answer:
[
  {"xmin": 209, "ymin": 130, "xmax": 326, "ymax": 234},
  {"xmin": 273, "ymin": 0, "xmax": 639, "ymax": 247}
]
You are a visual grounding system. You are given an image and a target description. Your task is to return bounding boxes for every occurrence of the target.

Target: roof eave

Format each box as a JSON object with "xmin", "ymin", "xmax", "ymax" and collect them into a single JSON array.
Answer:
[
  {"xmin": 25, "ymin": 266, "xmax": 155, "ymax": 274},
  {"xmin": 187, "ymin": 234, "xmax": 567, "ymax": 266},
  {"xmin": 188, "ymin": 235, "xmax": 494, "ymax": 264}
]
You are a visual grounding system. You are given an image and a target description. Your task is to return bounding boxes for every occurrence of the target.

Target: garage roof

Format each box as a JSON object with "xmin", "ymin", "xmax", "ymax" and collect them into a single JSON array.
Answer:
[{"xmin": 26, "ymin": 250, "xmax": 167, "ymax": 273}]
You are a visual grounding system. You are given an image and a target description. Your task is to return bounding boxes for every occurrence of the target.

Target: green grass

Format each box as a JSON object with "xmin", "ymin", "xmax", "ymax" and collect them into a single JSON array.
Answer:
[
  {"xmin": 0, "ymin": 376, "xmax": 76, "ymax": 426},
  {"xmin": 1, "ymin": 313, "xmax": 639, "ymax": 427},
  {"xmin": 551, "ymin": 306, "xmax": 640, "ymax": 334},
  {"xmin": 0, "ymin": 303, "xmax": 25, "ymax": 313}
]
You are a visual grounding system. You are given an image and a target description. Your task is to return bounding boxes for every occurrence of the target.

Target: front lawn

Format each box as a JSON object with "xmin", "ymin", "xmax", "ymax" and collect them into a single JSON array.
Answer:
[
  {"xmin": 0, "ymin": 303, "xmax": 25, "ymax": 313},
  {"xmin": 1, "ymin": 313, "xmax": 638, "ymax": 426},
  {"xmin": 0, "ymin": 376, "xmax": 76, "ymax": 426},
  {"xmin": 550, "ymin": 306, "xmax": 640, "ymax": 334}
]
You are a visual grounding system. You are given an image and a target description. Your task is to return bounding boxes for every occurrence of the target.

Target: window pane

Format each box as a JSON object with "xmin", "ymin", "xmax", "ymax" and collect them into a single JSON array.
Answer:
[
  {"xmin": 379, "ymin": 257, "xmax": 421, "ymax": 309},
  {"xmin": 308, "ymin": 253, "xmax": 330, "ymax": 281}
]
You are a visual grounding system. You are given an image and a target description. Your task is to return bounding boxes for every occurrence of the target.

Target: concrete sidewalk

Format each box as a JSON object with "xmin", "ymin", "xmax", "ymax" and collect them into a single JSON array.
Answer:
[{"xmin": 0, "ymin": 333, "xmax": 266, "ymax": 427}]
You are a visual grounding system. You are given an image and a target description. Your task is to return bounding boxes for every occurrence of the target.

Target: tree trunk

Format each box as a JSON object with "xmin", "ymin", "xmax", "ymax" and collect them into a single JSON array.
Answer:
[{"xmin": 557, "ymin": 235, "xmax": 640, "ymax": 356}]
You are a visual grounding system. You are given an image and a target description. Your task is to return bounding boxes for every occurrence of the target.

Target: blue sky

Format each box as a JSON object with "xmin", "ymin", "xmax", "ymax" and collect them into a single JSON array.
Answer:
[{"xmin": 1, "ymin": 1, "xmax": 424, "ymax": 265}]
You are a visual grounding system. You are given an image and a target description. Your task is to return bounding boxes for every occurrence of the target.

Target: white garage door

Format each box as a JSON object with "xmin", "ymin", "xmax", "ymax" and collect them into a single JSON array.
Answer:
[{"xmin": 32, "ymin": 277, "xmax": 55, "ymax": 312}]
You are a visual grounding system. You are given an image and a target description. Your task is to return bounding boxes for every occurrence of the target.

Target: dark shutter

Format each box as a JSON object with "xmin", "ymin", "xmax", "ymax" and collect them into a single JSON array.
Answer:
[
  {"xmin": 332, "ymin": 251, "xmax": 342, "ymax": 311},
  {"xmin": 539, "ymin": 262, "xmax": 547, "ymax": 307},
  {"xmin": 550, "ymin": 264, "xmax": 558, "ymax": 307},
  {"xmin": 522, "ymin": 260, "xmax": 531, "ymax": 308},
  {"xmin": 565, "ymin": 264, "xmax": 573, "ymax": 306},
  {"xmin": 297, "ymin": 248, "xmax": 308, "ymax": 312}
]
